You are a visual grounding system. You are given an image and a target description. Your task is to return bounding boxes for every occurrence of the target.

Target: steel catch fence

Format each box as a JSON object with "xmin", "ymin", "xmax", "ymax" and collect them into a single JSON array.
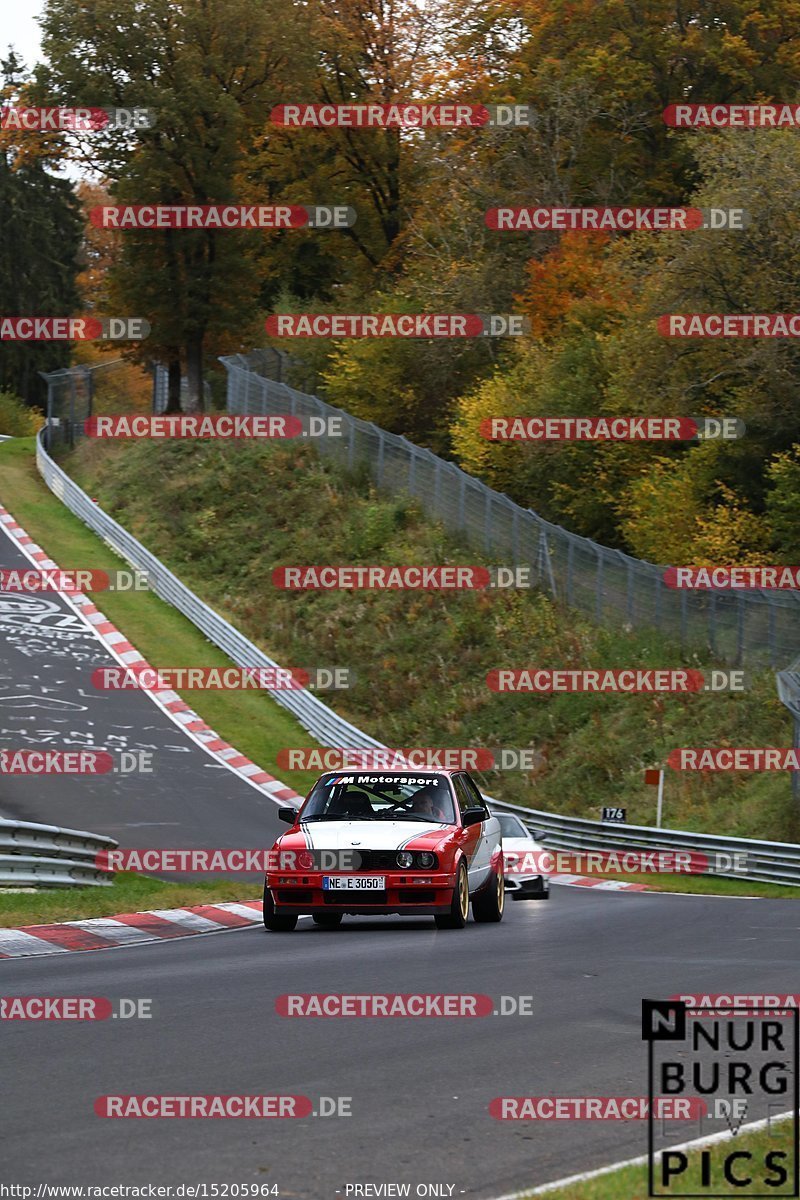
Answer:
[{"xmin": 221, "ymin": 351, "xmax": 800, "ymax": 671}]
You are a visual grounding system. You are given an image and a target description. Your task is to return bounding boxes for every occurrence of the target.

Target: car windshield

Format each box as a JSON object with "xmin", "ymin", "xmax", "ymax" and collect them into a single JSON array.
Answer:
[
  {"xmin": 301, "ymin": 773, "xmax": 456, "ymax": 824},
  {"xmin": 496, "ymin": 814, "xmax": 530, "ymax": 839}
]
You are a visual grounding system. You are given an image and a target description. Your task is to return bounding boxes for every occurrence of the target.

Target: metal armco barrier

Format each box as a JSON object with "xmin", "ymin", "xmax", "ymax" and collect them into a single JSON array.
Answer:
[
  {"xmin": 486, "ymin": 798, "xmax": 800, "ymax": 887},
  {"xmin": 35, "ymin": 431, "xmax": 800, "ymax": 886},
  {"xmin": 0, "ymin": 817, "xmax": 117, "ymax": 888}
]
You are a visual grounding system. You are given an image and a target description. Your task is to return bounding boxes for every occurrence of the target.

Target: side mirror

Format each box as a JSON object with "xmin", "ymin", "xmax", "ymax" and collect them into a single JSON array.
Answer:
[
  {"xmin": 461, "ymin": 807, "xmax": 486, "ymax": 828},
  {"xmin": 533, "ymin": 830, "xmax": 546, "ymax": 842},
  {"xmin": 278, "ymin": 807, "xmax": 298, "ymax": 824}
]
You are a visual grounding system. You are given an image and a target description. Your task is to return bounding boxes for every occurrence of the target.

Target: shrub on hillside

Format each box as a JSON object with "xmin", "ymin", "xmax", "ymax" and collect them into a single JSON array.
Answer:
[{"xmin": 0, "ymin": 393, "xmax": 44, "ymax": 437}]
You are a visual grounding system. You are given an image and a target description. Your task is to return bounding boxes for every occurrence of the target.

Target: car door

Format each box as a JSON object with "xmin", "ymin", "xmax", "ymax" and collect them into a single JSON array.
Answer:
[{"xmin": 452, "ymin": 773, "xmax": 493, "ymax": 891}]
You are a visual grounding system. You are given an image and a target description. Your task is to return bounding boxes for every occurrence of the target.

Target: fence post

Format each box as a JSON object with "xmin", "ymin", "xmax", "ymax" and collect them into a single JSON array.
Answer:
[
  {"xmin": 376, "ymin": 429, "xmax": 385, "ymax": 486},
  {"xmin": 68, "ymin": 375, "xmax": 76, "ymax": 449},
  {"xmin": 85, "ymin": 367, "xmax": 93, "ymax": 420},
  {"xmin": 680, "ymin": 590, "xmax": 688, "ymax": 651},
  {"xmin": 595, "ymin": 549, "xmax": 604, "ymax": 621},
  {"xmin": 44, "ymin": 375, "xmax": 54, "ymax": 452},
  {"xmin": 539, "ymin": 530, "xmax": 557, "ymax": 599},
  {"xmin": 768, "ymin": 601, "xmax": 777, "ymax": 667}
]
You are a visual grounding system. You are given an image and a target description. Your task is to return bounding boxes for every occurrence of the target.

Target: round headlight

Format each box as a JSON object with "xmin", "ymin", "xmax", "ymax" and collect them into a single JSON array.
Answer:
[
  {"xmin": 396, "ymin": 851, "xmax": 414, "ymax": 868},
  {"xmin": 416, "ymin": 852, "xmax": 436, "ymax": 869}
]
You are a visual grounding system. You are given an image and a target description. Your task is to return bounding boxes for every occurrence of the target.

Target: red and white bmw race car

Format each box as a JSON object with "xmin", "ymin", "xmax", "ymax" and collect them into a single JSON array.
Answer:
[{"xmin": 262, "ymin": 769, "xmax": 504, "ymax": 931}]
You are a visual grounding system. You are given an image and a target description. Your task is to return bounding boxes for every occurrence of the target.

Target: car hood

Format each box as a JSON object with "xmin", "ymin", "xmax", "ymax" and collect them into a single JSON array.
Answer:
[
  {"xmin": 502, "ymin": 836, "xmax": 545, "ymax": 854},
  {"xmin": 288, "ymin": 819, "xmax": 450, "ymax": 851}
]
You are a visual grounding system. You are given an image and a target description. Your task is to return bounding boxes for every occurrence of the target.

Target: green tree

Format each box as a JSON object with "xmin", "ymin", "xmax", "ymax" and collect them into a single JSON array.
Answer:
[
  {"xmin": 41, "ymin": 0, "xmax": 309, "ymax": 409},
  {"xmin": 0, "ymin": 55, "xmax": 82, "ymax": 407}
]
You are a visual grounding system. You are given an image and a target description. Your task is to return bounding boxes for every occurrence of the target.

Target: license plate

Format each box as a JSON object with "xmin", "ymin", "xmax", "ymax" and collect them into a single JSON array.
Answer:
[{"xmin": 323, "ymin": 876, "xmax": 386, "ymax": 891}]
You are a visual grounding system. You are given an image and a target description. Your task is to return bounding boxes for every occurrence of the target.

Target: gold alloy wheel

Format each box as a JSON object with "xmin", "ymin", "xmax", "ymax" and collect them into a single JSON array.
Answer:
[
  {"xmin": 458, "ymin": 865, "xmax": 469, "ymax": 919},
  {"xmin": 497, "ymin": 869, "xmax": 505, "ymax": 913}
]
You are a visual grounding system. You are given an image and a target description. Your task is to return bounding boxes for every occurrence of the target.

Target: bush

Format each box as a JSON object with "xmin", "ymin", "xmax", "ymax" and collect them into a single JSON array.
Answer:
[{"xmin": 0, "ymin": 393, "xmax": 44, "ymax": 437}]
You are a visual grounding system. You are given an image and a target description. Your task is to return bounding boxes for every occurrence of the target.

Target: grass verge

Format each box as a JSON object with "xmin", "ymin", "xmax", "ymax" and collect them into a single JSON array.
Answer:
[
  {"xmin": 0, "ymin": 872, "xmax": 260, "ymax": 927},
  {"xmin": 517, "ymin": 1116, "xmax": 795, "ymax": 1198}
]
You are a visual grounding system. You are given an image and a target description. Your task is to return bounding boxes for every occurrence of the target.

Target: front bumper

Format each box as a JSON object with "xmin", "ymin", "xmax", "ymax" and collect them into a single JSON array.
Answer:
[
  {"xmin": 505, "ymin": 874, "xmax": 550, "ymax": 899},
  {"xmin": 265, "ymin": 870, "xmax": 456, "ymax": 916}
]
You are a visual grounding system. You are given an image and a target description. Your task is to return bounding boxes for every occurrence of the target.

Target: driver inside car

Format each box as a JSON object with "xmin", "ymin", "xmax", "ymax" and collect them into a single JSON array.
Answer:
[{"xmin": 408, "ymin": 784, "xmax": 450, "ymax": 822}]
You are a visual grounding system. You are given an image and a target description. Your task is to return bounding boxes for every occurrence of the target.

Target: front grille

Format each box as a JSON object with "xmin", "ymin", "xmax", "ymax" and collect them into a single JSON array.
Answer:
[{"xmin": 352, "ymin": 849, "xmax": 396, "ymax": 871}]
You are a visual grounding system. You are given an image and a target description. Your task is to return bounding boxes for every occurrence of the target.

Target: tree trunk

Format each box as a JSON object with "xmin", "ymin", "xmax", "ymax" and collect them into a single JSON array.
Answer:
[
  {"xmin": 185, "ymin": 337, "xmax": 204, "ymax": 412},
  {"xmin": 164, "ymin": 356, "xmax": 182, "ymax": 413}
]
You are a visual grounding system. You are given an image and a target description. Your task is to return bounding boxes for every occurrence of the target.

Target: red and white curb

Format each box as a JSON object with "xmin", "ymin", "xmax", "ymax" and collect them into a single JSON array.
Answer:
[
  {"xmin": 0, "ymin": 504, "xmax": 304, "ymax": 808},
  {"xmin": 0, "ymin": 880, "xmax": 650, "ymax": 958},
  {"xmin": 0, "ymin": 900, "xmax": 266, "ymax": 958},
  {"xmin": 550, "ymin": 873, "xmax": 649, "ymax": 891}
]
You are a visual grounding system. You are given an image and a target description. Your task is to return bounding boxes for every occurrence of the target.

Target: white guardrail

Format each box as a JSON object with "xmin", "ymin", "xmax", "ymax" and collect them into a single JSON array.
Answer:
[
  {"xmin": 35, "ymin": 430, "xmax": 800, "ymax": 887},
  {"xmin": 0, "ymin": 817, "xmax": 117, "ymax": 888}
]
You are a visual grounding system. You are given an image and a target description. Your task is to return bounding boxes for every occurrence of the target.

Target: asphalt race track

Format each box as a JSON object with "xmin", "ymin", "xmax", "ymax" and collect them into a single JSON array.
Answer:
[
  {"xmin": 1, "ymin": 516, "xmax": 797, "ymax": 1196},
  {"xmin": 0, "ymin": 521, "xmax": 285, "ymax": 866},
  {"xmin": 3, "ymin": 888, "xmax": 798, "ymax": 1198}
]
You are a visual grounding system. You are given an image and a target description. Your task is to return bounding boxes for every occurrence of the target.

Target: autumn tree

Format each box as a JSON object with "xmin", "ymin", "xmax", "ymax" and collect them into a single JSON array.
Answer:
[{"xmin": 41, "ymin": 0, "xmax": 309, "ymax": 409}]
